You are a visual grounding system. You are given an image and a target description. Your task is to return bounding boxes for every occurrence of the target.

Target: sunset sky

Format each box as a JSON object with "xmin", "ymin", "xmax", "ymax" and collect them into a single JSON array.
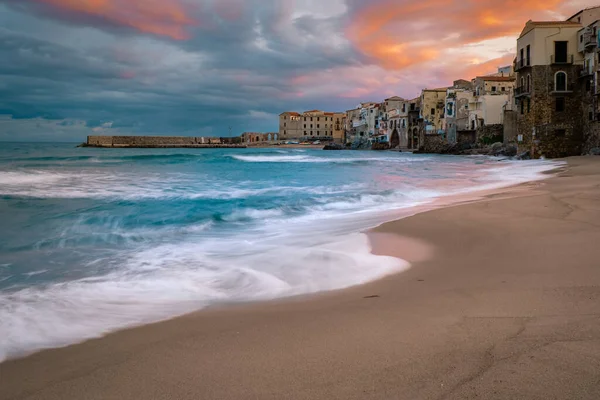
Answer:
[{"xmin": 0, "ymin": 0, "xmax": 596, "ymax": 140}]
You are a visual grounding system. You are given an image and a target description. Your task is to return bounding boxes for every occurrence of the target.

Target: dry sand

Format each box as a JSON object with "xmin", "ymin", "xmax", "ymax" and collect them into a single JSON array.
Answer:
[{"xmin": 2, "ymin": 157, "xmax": 600, "ymax": 400}]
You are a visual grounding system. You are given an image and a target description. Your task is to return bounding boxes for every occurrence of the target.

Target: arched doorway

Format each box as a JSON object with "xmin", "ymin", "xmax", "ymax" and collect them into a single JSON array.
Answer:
[
  {"xmin": 268, "ymin": 133, "xmax": 272, "ymax": 141},
  {"xmin": 390, "ymin": 129, "xmax": 400, "ymax": 148},
  {"xmin": 274, "ymin": 133, "xmax": 278, "ymax": 141}
]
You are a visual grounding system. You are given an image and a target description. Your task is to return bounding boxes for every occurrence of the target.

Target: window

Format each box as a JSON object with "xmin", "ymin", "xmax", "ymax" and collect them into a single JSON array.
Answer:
[
  {"xmin": 586, "ymin": 79, "xmax": 591, "ymax": 92},
  {"xmin": 431, "ymin": 108, "xmax": 435, "ymax": 115},
  {"xmin": 520, "ymin": 100, "xmax": 525, "ymax": 115},
  {"xmin": 304, "ymin": 124, "xmax": 306, "ymax": 128},
  {"xmin": 284, "ymin": 130, "xmax": 286, "ymax": 135},
  {"xmin": 589, "ymin": 111, "xmax": 594, "ymax": 121},
  {"xmin": 402, "ymin": 104, "xmax": 406, "ymax": 112},
  {"xmin": 520, "ymin": 48, "xmax": 524, "ymax": 65},
  {"xmin": 465, "ymin": 105, "xmax": 468, "ymax": 109},
  {"xmin": 555, "ymin": 129, "xmax": 566, "ymax": 137},
  {"xmin": 317, "ymin": 117, "xmax": 320, "ymax": 121},
  {"xmin": 526, "ymin": 45, "xmax": 530, "ymax": 65},
  {"xmin": 555, "ymin": 72, "xmax": 567, "ymax": 91},
  {"xmin": 304, "ymin": 117, "xmax": 306, "ymax": 121},
  {"xmin": 527, "ymin": 75, "xmax": 531, "ymax": 92},
  {"xmin": 502, "ymin": 87, "xmax": 506, "ymax": 92},
  {"xmin": 527, "ymin": 98, "xmax": 530, "ymax": 113},
  {"xmin": 556, "ymin": 97, "xmax": 565, "ymax": 112},
  {"xmin": 311, "ymin": 117, "xmax": 313, "ymax": 121},
  {"xmin": 554, "ymin": 41, "xmax": 568, "ymax": 63},
  {"xmin": 492, "ymin": 86, "xmax": 497, "ymax": 92},
  {"xmin": 310, "ymin": 124, "xmax": 313, "ymax": 128},
  {"xmin": 580, "ymin": 34, "xmax": 584, "ymax": 43},
  {"xmin": 317, "ymin": 124, "xmax": 320, "ymax": 128},
  {"xmin": 310, "ymin": 131, "xmax": 313, "ymax": 136},
  {"xmin": 304, "ymin": 131, "xmax": 307, "ymax": 135},
  {"xmin": 370, "ymin": 110, "xmax": 373, "ymax": 114}
]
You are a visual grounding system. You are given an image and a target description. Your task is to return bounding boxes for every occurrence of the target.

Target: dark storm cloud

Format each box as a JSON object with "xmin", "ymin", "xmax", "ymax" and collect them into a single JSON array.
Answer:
[{"xmin": 0, "ymin": 1, "xmax": 362, "ymax": 140}]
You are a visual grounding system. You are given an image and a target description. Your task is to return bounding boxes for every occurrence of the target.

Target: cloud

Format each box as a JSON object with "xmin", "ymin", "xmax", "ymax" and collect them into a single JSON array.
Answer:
[{"xmin": 0, "ymin": 0, "xmax": 599, "ymax": 141}]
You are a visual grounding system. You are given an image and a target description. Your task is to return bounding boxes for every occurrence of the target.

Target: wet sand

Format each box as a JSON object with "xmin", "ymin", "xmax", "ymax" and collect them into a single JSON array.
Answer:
[{"xmin": 2, "ymin": 157, "xmax": 600, "ymax": 400}]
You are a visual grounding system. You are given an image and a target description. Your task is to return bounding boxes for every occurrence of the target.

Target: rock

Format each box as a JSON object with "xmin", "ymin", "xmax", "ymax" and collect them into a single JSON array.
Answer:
[
  {"xmin": 589, "ymin": 147, "xmax": 600, "ymax": 155},
  {"xmin": 491, "ymin": 142, "xmax": 504, "ymax": 151},
  {"xmin": 371, "ymin": 142, "xmax": 390, "ymax": 151},
  {"xmin": 516, "ymin": 150, "xmax": 531, "ymax": 160},
  {"xmin": 323, "ymin": 144, "xmax": 343, "ymax": 150},
  {"xmin": 501, "ymin": 144, "xmax": 518, "ymax": 157}
]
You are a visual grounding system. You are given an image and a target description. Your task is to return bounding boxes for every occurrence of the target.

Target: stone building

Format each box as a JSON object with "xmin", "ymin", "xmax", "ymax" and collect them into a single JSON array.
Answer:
[
  {"xmin": 407, "ymin": 97, "xmax": 422, "ymax": 149},
  {"xmin": 514, "ymin": 18, "xmax": 589, "ymax": 157},
  {"xmin": 576, "ymin": 16, "xmax": 600, "ymax": 152}
]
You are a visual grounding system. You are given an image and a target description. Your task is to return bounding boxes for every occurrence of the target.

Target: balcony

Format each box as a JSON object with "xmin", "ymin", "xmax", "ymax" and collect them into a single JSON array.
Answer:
[
  {"xmin": 584, "ymin": 33, "xmax": 597, "ymax": 50},
  {"xmin": 515, "ymin": 58, "xmax": 531, "ymax": 71},
  {"xmin": 550, "ymin": 54, "xmax": 574, "ymax": 65},
  {"xmin": 551, "ymin": 83, "xmax": 574, "ymax": 94},
  {"xmin": 580, "ymin": 67, "xmax": 594, "ymax": 78},
  {"xmin": 515, "ymin": 86, "xmax": 531, "ymax": 97}
]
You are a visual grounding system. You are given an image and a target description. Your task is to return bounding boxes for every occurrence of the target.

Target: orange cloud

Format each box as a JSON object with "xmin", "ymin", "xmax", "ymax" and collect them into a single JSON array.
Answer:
[
  {"xmin": 346, "ymin": 0, "xmax": 574, "ymax": 70},
  {"xmin": 35, "ymin": 0, "xmax": 198, "ymax": 39}
]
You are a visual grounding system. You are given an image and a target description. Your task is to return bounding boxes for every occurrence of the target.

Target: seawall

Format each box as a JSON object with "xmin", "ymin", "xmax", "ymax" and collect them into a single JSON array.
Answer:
[{"xmin": 84, "ymin": 136, "xmax": 246, "ymax": 148}]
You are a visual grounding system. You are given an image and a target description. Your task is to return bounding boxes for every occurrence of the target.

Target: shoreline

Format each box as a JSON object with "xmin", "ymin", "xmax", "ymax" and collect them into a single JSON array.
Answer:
[{"xmin": 2, "ymin": 157, "xmax": 599, "ymax": 399}]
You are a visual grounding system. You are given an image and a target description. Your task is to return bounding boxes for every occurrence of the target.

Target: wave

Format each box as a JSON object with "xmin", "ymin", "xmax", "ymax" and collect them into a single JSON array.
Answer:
[
  {"xmin": 229, "ymin": 154, "xmax": 427, "ymax": 163},
  {"xmin": 0, "ymin": 233, "xmax": 408, "ymax": 361}
]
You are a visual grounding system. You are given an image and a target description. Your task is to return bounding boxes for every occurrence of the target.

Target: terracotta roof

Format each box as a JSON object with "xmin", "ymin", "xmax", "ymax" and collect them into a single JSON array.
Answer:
[
  {"xmin": 385, "ymin": 96, "xmax": 405, "ymax": 101},
  {"xmin": 476, "ymin": 76, "xmax": 515, "ymax": 82},
  {"xmin": 304, "ymin": 109, "xmax": 322, "ymax": 113},
  {"xmin": 280, "ymin": 111, "xmax": 301, "ymax": 116}
]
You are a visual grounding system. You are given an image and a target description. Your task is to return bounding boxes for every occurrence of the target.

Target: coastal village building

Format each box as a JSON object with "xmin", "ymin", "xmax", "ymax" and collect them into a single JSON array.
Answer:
[
  {"xmin": 383, "ymin": 96, "xmax": 409, "ymax": 148},
  {"xmin": 420, "ymin": 88, "xmax": 448, "ymax": 136},
  {"xmin": 407, "ymin": 98, "xmax": 422, "ymax": 149},
  {"xmin": 279, "ymin": 110, "xmax": 344, "ymax": 142},
  {"xmin": 445, "ymin": 81, "xmax": 475, "ymax": 144},
  {"xmin": 514, "ymin": 17, "xmax": 588, "ymax": 157}
]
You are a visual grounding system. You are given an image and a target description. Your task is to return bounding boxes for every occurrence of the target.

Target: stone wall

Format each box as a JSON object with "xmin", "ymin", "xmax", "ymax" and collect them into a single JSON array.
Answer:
[
  {"xmin": 516, "ymin": 65, "xmax": 584, "ymax": 158},
  {"xmin": 476, "ymin": 124, "xmax": 504, "ymax": 144},
  {"xmin": 86, "ymin": 136, "xmax": 244, "ymax": 148},
  {"xmin": 503, "ymin": 110, "xmax": 518, "ymax": 144},
  {"xmin": 87, "ymin": 136, "xmax": 113, "ymax": 146},
  {"xmin": 421, "ymin": 134, "xmax": 448, "ymax": 153},
  {"xmin": 457, "ymin": 130, "xmax": 476, "ymax": 145}
]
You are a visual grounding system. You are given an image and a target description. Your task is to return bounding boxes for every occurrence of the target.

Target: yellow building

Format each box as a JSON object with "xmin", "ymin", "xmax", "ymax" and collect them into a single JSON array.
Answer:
[
  {"xmin": 279, "ymin": 110, "xmax": 344, "ymax": 141},
  {"xmin": 420, "ymin": 88, "xmax": 448, "ymax": 135}
]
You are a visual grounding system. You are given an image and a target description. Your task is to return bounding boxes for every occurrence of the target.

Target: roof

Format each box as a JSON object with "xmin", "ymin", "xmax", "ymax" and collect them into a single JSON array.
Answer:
[
  {"xmin": 568, "ymin": 6, "xmax": 600, "ymax": 22},
  {"xmin": 423, "ymin": 87, "xmax": 449, "ymax": 92},
  {"xmin": 280, "ymin": 111, "xmax": 301, "ymax": 116},
  {"xmin": 384, "ymin": 96, "xmax": 406, "ymax": 101},
  {"xmin": 519, "ymin": 20, "xmax": 581, "ymax": 38},
  {"xmin": 304, "ymin": 109, "xmax": 322, "ymax": 113},
  {"xmin": 476, "ymin": 76, "xmax": 515, "ymax": 82}
]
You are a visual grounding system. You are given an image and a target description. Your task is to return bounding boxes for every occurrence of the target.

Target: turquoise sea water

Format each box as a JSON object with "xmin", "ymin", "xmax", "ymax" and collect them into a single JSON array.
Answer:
[{"xmin": 0, "ymin": 143, "xmax": 558, "ymax": 360}]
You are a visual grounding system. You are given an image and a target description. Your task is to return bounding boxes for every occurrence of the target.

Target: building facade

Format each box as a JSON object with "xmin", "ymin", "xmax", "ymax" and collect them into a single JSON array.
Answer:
[
  {"xmin": 515, "ymin": 19, "xmax": 587, "ymax": 157},
  {"xmin": 279, "ymin": 110, "xmax": 343, "ymax": 141}
]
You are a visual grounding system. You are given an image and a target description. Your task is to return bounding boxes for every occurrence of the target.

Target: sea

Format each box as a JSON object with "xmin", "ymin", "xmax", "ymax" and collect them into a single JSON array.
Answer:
[{"xmin": 0, "ymin": 142, "xmax": 559, "ymax": 361}]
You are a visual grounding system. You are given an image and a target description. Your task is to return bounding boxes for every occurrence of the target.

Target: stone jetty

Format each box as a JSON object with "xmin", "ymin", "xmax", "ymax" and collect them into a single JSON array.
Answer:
[{"xmin": 83, "ymin": 136, "xmax": 246, "ymax": 148}]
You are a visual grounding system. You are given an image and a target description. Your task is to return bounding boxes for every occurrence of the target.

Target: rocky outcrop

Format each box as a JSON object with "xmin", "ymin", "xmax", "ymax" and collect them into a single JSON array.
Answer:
[
  {"xmin": 371, "ymin": 142, "xmax": 390, "ymax": 151},
  {"xmin": 590, "ymin": 147, "xmax": 600, "ymax": 155},
  {"xmin": 323, "ymin": 144, "xmax": 344, "ymax": 151}
]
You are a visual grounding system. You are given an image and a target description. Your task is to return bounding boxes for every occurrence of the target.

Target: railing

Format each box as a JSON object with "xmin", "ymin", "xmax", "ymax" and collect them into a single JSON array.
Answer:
[
  {"xmin": 551, "ymin": 83, "xmax": 574, "ymax": 94},
  {"xmin": 515, "ymin": 86, "xmax": 531, "ymax": 97},
  {"xmin": 584, "ymin": 33, "xmax": 597, "ymax": 49},
  {"xmin": 515, "ymin": 58, "xmax": 531, "ymax": 71},
  {"xmin": 580, "ymin": 67, "xmax": 593, "ymax": 78},
  {"xmin": 550, "ymin": 54, "xmax": 574, "ymax": 65}
]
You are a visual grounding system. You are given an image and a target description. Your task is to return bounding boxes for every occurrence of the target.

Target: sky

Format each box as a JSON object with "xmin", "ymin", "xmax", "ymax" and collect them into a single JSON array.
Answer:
[{"xmin": 0, "ymin": 0, "xmax": 596, "ymax": 141}]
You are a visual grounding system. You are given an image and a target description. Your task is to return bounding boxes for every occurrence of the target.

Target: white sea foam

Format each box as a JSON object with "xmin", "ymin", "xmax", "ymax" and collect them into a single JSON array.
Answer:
[
  {"xmin": 0, "ymin": 233, "xmax": 407, "ymax": 362},
  {"xmin": 229, "ymin": 154, "xmax": 428, "ymax": 163}
]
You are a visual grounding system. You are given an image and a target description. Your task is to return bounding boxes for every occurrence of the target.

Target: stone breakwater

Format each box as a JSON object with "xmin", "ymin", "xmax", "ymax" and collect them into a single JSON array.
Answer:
[{"xmin": 84, "ymin": 136, "xmax": 246, "ymax": 148}]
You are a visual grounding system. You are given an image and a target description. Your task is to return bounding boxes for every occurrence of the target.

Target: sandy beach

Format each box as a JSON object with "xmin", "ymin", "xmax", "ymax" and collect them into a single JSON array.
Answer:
[{"xmin": 2, "ymin": 156, "xmax": 600, "ymax": 400}]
